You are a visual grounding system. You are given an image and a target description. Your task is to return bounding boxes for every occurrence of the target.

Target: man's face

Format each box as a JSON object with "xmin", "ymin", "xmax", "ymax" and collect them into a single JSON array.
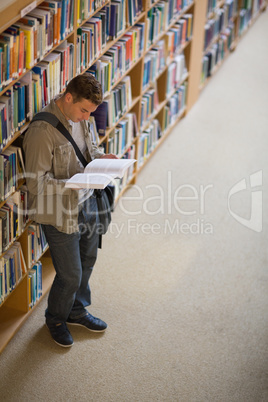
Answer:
[{"xmin": 64, "ymin": 93, "xmax": 98, "ymax": 122}]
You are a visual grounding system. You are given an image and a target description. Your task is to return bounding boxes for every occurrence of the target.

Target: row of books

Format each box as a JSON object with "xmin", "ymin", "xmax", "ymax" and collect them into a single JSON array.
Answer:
[
  {"xmin": 166, "ymin": 0, "xmax": 193, "ymax": 26},
  {"xmin": 91, "ymin": 50, "xmax": 188, "ymax": 138},
  {"xmin": 143, "ymin": 40, "xmax": 165, "ymax": 90},
  {"xmin": 162, "ymin": 82, "xmax": 187, "ymax": 132},
  {"xmin": 107, "ymin": 112, "xmax": 138, "ymax": 156},
  {"xmin": 0, "ymin": 0, "xmax": 74, "ymax": 90},
  {"xmin": 28, "ymin": 261, "xmax": 43, "ymax": 308},
  {"xmin": 88, "ymin": 55, "xmax": 115, "ymax": 95},
  {"xmin": 76, "ymin": 23, "xmax": 98, "ymax": 74},
  {"xmin": 91, "ymin": 75, "xmax": 132, "ymax": 135},
  {"xmin": 239, "ymin": 8, "xmax": 252, "ymax": 35},
  {"xmin": 204, "ymin": 4, "xmax": 235, "ymax": 51},
  {"xmin": 201, "ymin": 25, "xmax": 235, "ymax": 83},
  {"xmin": 77, "ymin": 0, "xmax": 108, "ymax": 25},
  {"xmin": 138, "ymin": 119, "xmax": 162, "ymax": 167},
  {"xmin": 0, "ymin": 41, "xmax": 74, "ymax": 148},
  {"xmin": 225, "ymin": 0, "xmax": 239, "ymax": 20},
  {"xmin": 127, "ymin": 0, "xmax": 143, "ymax": 25},
  {"xmin": 240, "ymin": 0, "xmax": 253, "ymax": 10},
  {"xmin": 0, "ymin": 241, "xmax": 27, "ymax": 304},
  {"xmin": 78, "ymin": 0, "xmax": 143, "ymax": 34},
  {"xmin": 0, "ymin": 73, "xmax": 33, "ymax": 146},
  {"xmin": 26, "ymin": 223, "xmax": 48, "ymax": 270},
  {"xmin": 88, "ymin": 22, "xmax": 144, "ymax": 92},
  {"xmin": 153, "ymin": 0, "xmax": 192, "ymax": 13},
  {"xmin": 162, "ymin": 83, "xmax": 187, "ymax": 133},
  {"xmin": 146, "ymin": 2, "xmax": 168, "ymax": 47},
  {"xmin": 207, "ymin": 0, "xmax": 238, "ymax": 18},
  {"xmin": 0, "ymin": 241, "xmax": 43, "ymax": 307},
  {"xmin": 140, "ymin": 88, "xmax": 159, "ymax": 130},
  {"xmin": 0, "ymin": 0, "xmax": 134, "ymax": 92},
  {"xmin": 146, "ymin": 1, "xmax": 193, "ymax": 48},
  {"xmin": 37, "ymin": 41, "xmax": 74, "ymax": 96},
  {"xmin": 0, "ymin": 145, "xmax": 26, "ymax": 202},
  {"xmin": 0, "ymin": 188, "xmax": 29, "ymax": 254},
  {"xmin": 77, "ymin": 0, "xmax": 126, "ymax": 74},
  {"xmin": 165, "ymin": 16, "xmax": 193, "ymax": 60},
  {"xmin": 207, "ymin": 0, "xmax": 217, "ymax": 16},
  {"xmin": 166, "ymin": 53, "xmax": 188, "ymax": 96},
  {"xmin": 142, "ymin": 15, "xmax": 193, "ymax": 90},
  {"xmin": 147, "ymin": 3, "xmax": 169, "ymax": 47}
]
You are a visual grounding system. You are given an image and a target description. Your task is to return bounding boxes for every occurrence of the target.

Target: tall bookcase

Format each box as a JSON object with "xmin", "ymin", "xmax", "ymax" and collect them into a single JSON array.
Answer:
[{"xmin": 0, "ymin": 0, "xmax": 266, "ymax": 353}]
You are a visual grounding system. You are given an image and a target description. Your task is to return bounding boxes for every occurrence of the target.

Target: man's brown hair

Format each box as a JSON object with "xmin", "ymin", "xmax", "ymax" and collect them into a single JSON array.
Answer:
[{"xmin": 65, "ymin": 73, "xmax": 103, "ymax": 105}]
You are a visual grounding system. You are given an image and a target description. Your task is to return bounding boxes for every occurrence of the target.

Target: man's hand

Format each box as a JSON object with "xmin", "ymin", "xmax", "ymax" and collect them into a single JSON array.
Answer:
[{"xmin": 100, "ymin": 153, "xmax": 118, "ymax": 159}]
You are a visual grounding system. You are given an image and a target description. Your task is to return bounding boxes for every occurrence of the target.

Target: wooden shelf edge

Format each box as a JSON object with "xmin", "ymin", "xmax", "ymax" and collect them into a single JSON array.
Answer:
[{"xmin": 0, "ymin": 251, "xmax": 54, "ymax": 354}]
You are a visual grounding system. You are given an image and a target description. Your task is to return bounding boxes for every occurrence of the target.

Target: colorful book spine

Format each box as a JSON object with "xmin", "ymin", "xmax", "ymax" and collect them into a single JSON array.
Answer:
[
  {"xmin": 26, "ymin": 223, "xmax": 48, "ymax": 270},
  {"xmin": 0, "ymin": 241, "xmax": 27, "ymax": 304},
  {"xmin": 138, "ymin": 119, "xmax": 162, "ymax": 167},
  {"xmin": 140, "ymin": 88, "xmax": 159, "ymax": 130}
]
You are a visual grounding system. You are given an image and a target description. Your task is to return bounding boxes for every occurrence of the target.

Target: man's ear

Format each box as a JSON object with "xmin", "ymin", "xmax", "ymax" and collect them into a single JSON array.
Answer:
[{"xmin": 65, "ymin": 92, "xmax": 73, "ymax": 103}]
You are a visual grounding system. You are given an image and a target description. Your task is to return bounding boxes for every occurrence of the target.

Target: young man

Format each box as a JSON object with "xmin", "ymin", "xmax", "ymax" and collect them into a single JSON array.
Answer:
[{"xmin": 24, "ymin": 74, "xmax": 116, "ymax": 347}]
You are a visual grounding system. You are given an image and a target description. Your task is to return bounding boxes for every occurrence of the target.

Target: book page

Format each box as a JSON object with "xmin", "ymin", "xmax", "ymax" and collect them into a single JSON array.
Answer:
[
  {"xmin": 65, "ymin": 173, "xmax": 116, "ymax": 190},
  {"xmin": 85, "ymin": 158, "xmax": 136, "ymax": 177}
]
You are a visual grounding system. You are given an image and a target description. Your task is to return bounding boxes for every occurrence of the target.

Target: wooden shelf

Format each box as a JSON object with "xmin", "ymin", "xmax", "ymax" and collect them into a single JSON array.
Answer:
[
  {"xmin": 0, "ymin": 304, "xmax": 29, "ymax": 353},
  {"xmin": 0, "ymin": 249, "xmax": 54, "ymax": 353}
]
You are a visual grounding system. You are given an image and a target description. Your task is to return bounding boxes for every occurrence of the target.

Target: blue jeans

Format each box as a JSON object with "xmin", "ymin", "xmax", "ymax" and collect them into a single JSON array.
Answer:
[{"xmin": 42, "ymin": 196, "xmax": 99, "ymax": 325}]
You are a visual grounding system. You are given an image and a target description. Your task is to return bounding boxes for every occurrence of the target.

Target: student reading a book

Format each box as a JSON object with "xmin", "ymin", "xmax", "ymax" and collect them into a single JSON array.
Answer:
[{"xmin": 23, "ymin": 74, "xmax": 117, "ymax": 347}]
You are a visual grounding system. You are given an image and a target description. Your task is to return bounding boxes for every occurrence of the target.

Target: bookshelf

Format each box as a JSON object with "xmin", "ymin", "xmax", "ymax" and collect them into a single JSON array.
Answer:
[{"xmin": 0, "ymin": 0, "xmax": 266, "ymax": 353}]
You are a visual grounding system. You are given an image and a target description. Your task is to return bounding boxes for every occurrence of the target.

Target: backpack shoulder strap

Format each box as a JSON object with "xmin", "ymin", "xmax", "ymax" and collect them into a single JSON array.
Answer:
[
  {"xmin": 31, "ymin": 112, "xmax": 88, "ymax": 168},
  {"xmin": 31, "ymin": 111, "xmax": 59, "ymax": 127}
]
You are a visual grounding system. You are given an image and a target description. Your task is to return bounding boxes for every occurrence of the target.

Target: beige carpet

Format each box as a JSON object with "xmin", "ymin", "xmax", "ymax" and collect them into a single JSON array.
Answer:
[{"xmin": 0, "ymin": 10, "xmax": 268, "ymax": 402}]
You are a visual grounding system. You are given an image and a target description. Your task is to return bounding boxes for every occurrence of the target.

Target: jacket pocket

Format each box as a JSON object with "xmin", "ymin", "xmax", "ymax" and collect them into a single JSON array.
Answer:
[{"xmin": 53, "ymin": 143, "xmax": 73, "ymax": 179}]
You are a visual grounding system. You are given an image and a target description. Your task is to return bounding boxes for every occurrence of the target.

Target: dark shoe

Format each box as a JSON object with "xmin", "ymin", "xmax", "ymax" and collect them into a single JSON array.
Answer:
[
  {"xmin": 46, "ymin": 322, "xmax": 74, "ymax": 347},
  {"xmin": 67, "ymin": 312, "xmax": 107, "ymax": 332}
]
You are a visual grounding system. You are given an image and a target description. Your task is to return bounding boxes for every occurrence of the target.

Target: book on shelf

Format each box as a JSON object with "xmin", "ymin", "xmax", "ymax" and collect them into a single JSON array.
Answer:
[
  {"xmin": 0, "ymin": 95, "xmax": 13, "ymax": 147},
  {"xmin": 39, "ymin": 1, "xmax": 61, "ymax": 46},
  {"xmin": 109, "ymin": 0, "xmax": 126, "ymax": 40},
  {"xmin": 65, "ymin": 158, "xmax": 136, "ymax": 189},
  {"xmin": 1, "ymin": 203, "xmax": 17, "ymax": 249},
  {"xmin": 5, "ymin": 192, "xmax": 24, "ymax": 240},
  {"xmin": 43, "ymin": 51, "xmax": 61, "ymax": 99},
  {"xmin": 0, "ymin": 241, "xmax": 27, "ymax": 303},
  {"xmin": 138, "ymin": 119, "xmax": 162, "ymax": 166},
  {"xmin": 127, "ymin": 0, "xmax": 143, "ymax": 26},
  {"xmin": 0, "ymin": 208, "xmax": 9, "ymax": 253},
  {"xmin": 108, "ymin": 112, "xmax": 137, "ymax": 155},
  {"xmin": 28, "ymin": 261, "xmax": 43, "ymax": 308},
  {"xmin": 140, "ymin": 87, "xmax": 159, "ymax": 128},
  {"xmin": 28, "ymin": 263, "xmax": 42, "ymax": 307},
  {"xmin": 0, "ymin": 31, "xmax": 17, "ymax": 82},
  {"xmin": 0, "ymin": 143, "xmax": 26, "ymax": 201},
  {"xmin": 0, "ymin": 39, "xmax": 12, "ymax": 86},
  {"xmin": 88, "ymin": 115, "xmax": 100, "ymax": 145},
  {"xmin": 27, "ymin": 223, "xmax": 48, "ymax": 270},
  {"xmin": 1, "ymin": 147, "xmax": 16, "ymax": 199},
  {"xmin": 90, "ymin": 100, "xmax": 108, "ymax": 136},
  {"xmin": 13, "ymin": 21, "xmax": 35, "ymax": 70}
]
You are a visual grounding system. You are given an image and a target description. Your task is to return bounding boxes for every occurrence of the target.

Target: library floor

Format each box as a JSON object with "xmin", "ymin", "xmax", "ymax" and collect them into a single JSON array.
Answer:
[{"xmin": 1, "ymin": 11, "xmax": 268, "ymax": 402}]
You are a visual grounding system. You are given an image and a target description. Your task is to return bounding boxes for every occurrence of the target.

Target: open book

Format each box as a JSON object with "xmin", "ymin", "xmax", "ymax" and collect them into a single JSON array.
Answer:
[{"xmin": 65, "ymin": 158, "xmax": 136, "ymax": 189}]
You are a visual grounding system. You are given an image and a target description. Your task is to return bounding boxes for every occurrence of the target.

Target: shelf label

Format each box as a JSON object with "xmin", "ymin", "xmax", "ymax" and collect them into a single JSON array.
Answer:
[{"xmin": 21, "ymin": 1, "xmax": 37, "ymax": 17}]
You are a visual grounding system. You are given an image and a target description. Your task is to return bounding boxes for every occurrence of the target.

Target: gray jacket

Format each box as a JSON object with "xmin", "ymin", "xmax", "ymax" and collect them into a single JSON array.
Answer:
[{"xmin": 23, "ymin": 99, "xmax": 104, "ymax": 234}]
